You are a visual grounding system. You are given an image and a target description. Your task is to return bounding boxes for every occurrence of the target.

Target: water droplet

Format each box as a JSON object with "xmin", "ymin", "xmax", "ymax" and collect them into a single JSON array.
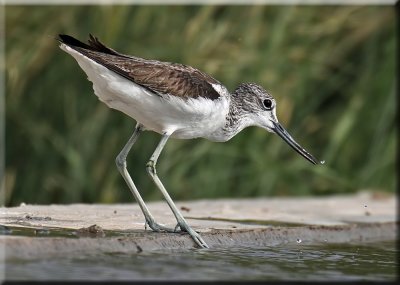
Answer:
[{"xmin": 296, "ymin": 238, "xmax": 302, "ymax": 243}]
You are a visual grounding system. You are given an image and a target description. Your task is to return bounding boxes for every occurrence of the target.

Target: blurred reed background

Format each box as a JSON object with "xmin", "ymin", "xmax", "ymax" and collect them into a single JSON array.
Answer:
[{"xmin": 4, "ymin": 5, "xmax": 395, "ymax": 206}]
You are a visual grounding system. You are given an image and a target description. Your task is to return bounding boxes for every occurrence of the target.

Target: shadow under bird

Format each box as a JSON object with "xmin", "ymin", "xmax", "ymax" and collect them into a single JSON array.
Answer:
[{"xmin": 58, "ymin": 34, "xmax": 323, "ymax": 248}]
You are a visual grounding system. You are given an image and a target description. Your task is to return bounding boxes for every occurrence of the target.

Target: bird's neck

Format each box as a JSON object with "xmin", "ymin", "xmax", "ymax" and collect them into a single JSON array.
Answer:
[{"xmin": 220, "ymin": 94, "xmax": 253, "ymax": 141}]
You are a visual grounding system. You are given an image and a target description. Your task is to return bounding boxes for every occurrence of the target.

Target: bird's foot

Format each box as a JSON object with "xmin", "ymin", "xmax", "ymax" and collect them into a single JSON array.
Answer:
[
  {"xmin": 145, "ymin": 219, "xmax": 176, "ymax": 233},
  {"xmin": 176, "ymin": 222, "xmax": 209, "ymax": 249},
  {"xmin": 145, "ymin": 219, "xmax": 209, "ymax": 248}
]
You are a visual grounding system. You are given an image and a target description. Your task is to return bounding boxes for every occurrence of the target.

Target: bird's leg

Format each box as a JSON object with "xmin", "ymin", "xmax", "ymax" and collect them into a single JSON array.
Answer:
[
  {"xmin": 115, "ymin": 123, "xmax": 176, "ymax": 233},
  {"xmin": 146, "ymin": 134, "xmax": 209, "ymax": 249}
]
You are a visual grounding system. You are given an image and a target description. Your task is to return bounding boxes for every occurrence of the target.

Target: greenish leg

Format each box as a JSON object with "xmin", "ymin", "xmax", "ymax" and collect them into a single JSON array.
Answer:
[
  {"xmin": 115, "ymin": 123, "xmax": 176, "ymax": 233},
  {"xmin": 146, "ymin": 133, "xmax": 209, "ymax": 249}
]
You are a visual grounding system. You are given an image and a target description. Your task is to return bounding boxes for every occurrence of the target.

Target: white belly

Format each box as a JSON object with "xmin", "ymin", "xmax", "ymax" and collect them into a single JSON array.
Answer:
[{"xmin": 60, "ymin": 44, "xmax": 230, "ymax": 140}]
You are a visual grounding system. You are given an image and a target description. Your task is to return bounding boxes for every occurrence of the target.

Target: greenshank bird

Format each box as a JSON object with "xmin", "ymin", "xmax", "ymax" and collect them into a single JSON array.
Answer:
[{"xmin": 58, "ymin": 34, "xmax": 322, "ymax": 249}]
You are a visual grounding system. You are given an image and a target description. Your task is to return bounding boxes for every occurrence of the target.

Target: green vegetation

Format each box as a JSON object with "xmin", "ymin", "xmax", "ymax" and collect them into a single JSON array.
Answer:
[{"xmin": 4, "ymin": 6, "xmax": 396, "ymax": 206}]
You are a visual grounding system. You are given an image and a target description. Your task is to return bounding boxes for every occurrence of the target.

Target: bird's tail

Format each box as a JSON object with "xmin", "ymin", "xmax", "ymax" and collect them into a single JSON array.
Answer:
[{"xmin": 57, "ymin": 34, "xmax": 126, "ymax": 57}]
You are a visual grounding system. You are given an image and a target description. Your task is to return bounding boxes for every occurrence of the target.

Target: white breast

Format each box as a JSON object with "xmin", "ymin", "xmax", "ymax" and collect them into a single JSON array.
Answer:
[{"xmin": 60, "ymin": 44, "xmax": 230, "ymax": 140}]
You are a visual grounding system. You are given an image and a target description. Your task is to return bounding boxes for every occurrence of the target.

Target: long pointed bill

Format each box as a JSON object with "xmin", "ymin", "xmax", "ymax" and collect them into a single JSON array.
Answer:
[{"xmin": 272, "ymin": 121, "xmax": 321, "ymax": 165}]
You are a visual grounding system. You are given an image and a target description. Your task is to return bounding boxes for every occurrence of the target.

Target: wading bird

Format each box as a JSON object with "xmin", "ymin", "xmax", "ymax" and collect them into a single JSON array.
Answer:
[{"xmin": 58, "ymin": 34, "xmax": 322, "ymax": 248}]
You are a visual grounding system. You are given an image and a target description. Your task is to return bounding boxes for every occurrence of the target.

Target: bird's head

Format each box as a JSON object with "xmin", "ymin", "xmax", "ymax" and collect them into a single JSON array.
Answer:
[{"xmin": 232, "ymin": 83, "xmax": 322, "ymax": 165}]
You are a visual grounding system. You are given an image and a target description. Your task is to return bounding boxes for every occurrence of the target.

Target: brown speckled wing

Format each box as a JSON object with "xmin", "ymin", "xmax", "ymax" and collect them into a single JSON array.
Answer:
[{"xmin": 59, "ymin": 34, "xmax": 221, "ymax": 100}]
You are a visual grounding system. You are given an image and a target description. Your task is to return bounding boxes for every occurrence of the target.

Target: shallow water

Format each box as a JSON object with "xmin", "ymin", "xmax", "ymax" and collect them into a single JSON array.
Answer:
[{"xmin": 4, "ymin": 241, "xmax": 397, "ymax": 281}]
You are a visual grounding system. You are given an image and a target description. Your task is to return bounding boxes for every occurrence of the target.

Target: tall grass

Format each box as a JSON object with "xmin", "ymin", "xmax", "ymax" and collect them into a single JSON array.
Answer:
[{"xmin": 4, "ymin": 5, "xmax": 396, "ymax": 206}]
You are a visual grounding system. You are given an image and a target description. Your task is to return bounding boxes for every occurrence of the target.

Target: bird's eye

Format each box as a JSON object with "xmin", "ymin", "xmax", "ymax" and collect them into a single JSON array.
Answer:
[{"xmin": 263, "ymin": 99, "xmax": 273, "ymax": 110}]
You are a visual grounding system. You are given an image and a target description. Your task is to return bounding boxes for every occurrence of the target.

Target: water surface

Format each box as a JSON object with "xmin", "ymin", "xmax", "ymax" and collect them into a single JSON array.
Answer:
[{"xmin": 4, "ymin": 241, "xmax": 397, "ymax": 281}]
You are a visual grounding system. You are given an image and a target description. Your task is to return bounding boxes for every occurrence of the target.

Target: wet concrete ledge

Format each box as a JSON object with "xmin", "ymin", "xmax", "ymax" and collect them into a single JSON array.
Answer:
[{"xmin": 0, "ymin": 192, "xmax": 397, "ymax": 258}]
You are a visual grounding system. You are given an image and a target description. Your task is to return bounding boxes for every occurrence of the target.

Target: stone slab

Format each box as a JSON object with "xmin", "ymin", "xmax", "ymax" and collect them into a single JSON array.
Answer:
[{"xmin": 0, "ymin": 191, "xmax": 397, "ymax": 258}]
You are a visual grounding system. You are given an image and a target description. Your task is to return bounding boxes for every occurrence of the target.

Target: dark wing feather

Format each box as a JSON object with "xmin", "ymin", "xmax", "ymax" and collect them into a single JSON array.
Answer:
[{"xmin": 58, "ymin": 34, "xmax": 221, "ymax": 100}]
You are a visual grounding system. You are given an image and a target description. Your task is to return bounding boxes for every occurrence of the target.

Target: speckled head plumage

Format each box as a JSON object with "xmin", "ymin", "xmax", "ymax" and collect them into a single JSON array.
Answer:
[
  {"xmin": 227, "ymin": 82, "xmax": 321, "ymax": 165},
  {"xmin": 232, "ymin": 82, "xmax": 274, "ymax": 113},
  {"xmin": 226, "ymin": 82, "xmax": 278, "ymax": 135}
]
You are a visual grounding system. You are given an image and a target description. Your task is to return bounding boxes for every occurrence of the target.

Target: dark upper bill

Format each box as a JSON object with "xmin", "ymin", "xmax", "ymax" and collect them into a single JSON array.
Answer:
[{"xmin": 271, "ymin": 121, "xmax": 322, "ymax": 165}]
